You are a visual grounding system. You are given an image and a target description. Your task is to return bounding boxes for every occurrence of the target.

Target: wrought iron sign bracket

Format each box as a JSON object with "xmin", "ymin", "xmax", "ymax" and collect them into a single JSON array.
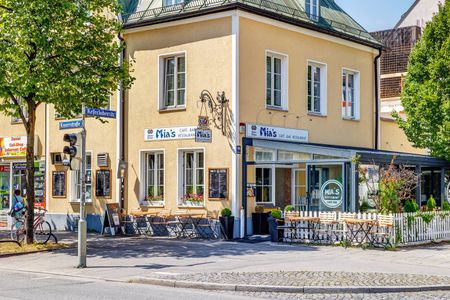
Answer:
[{"xmin": 199, "ymin": 90, "xmax": 229, "ymax": 136}]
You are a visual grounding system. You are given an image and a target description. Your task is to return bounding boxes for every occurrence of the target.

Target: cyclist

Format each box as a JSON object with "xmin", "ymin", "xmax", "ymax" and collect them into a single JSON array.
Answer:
[{"xmin": 9, "ymin": 189, "xmax": 26, "ymax": 220}]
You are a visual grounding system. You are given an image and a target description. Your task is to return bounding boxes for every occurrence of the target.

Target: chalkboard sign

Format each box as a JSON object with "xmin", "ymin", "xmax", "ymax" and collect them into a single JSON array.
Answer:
[
  {"xmin": 96, "ymin": 169, "xmax": 111, "ymax": 198},
  {"xmin": 52, "ymin": 171, "xmax": 66, "ymax": 198},
  {"xmin": 208, "ymin": 168, "xmax": 228, "ymax": 200},
  {"xmin": 101, "ymin": 203, "xmax": 122, "ymax": 236}
]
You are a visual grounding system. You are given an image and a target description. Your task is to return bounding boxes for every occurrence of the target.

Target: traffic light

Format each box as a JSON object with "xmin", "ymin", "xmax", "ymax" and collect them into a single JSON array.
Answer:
[{"xmin": 63, "ymin": 132, "xmax": 82, "ymax": 170}]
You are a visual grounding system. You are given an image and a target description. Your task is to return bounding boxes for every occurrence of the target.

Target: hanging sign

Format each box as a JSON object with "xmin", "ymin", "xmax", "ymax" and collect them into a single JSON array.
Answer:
[
  {"xmin": 0, "ymin": 136, "xmax": 27, "ymax": 157},
  {"xmin": 198, "ymin": 116, "xmax": 210, "ymax": 128},
  {"xmin": 195, "ymin": 128, "xmax": 212, "ymax": 143},
  {"xmin": 320, "ymin": 179, "xmax": 343, "ymax": 209},
  {"xmin": 246, "ymin": 124, "xmax": 308, "ymax": 143},
  {"xmin": 144, "ymin": 126, "xmax": 196, "ymax": 141}
]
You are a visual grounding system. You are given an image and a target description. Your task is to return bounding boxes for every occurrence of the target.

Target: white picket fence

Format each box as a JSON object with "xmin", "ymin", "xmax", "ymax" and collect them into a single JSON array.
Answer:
[
  {"xmin": 393, "ymin": 211, "xmax": 450, "ymax": 245},
  {"xmin": 282, "ymin": 210, "xmax": 450, "ymax": 246}
]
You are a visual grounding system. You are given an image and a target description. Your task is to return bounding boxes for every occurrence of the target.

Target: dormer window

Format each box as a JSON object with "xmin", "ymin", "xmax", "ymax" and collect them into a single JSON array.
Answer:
[{"xmin": 306, "ymin": 0, "xmax": 320, "ymax": 21}]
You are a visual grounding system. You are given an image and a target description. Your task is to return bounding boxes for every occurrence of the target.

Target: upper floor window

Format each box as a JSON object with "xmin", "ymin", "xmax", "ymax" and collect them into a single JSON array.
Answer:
[
  {"xmin": 266, "ymin": 52, "xmax": 288, "ymax": 110},
  {"xmin": 342, "ymin": 69, "xmax": 360, "ymax": 120},
  {"xmin": 307, "ymin": 61, "xmax": 327, "ymax": 115},
  {"xmin": 160, "ymin": 54, "xmax": 186, "ymax": 109},
  {"xmin": 306, "ymin": 0, "xmax": 320, "ymax": 21}
]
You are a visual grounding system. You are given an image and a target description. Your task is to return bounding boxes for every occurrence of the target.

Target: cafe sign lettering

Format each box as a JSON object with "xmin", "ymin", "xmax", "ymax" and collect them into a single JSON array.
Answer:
[
  {"xmin": 144, "ymin": 126, "xmax": 196, "ymax": 141},
  {"xmin": 246, "ymin": 123, "xmax": 308, "ymax": 143},
  {"xmin": 0, "ymin": 136, "xmax": 27, "ymax": 157},
  {"xmin": 320, "ymin": 179, "xmax": 343, "ymax": 209}
]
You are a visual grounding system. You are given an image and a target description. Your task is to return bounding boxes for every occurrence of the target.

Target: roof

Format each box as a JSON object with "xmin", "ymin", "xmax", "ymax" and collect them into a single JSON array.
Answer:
[
  {"xmin": 120, "ymin": 0, "xmax": 381, "ymax": 48},
  {"xmin": 394, "ymin": 0, "xmax": 420, "ymax": 29}
]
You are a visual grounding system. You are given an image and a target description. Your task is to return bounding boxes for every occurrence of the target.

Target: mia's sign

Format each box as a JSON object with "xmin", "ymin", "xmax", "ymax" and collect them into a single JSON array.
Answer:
[
  {"xmin": 144, "ymin": 127, "xmax": 196, "ymax": 141},
  {"xmin": 320, "ymin": 179, "xmax": 343, "ymax": 209},
  {"xmin": 246, "ymin": 123, "xmax": 308, "ymax": 143},
  {"xmin": 195, "ymin": 128, "xmax": 212, "ymax": 143}
]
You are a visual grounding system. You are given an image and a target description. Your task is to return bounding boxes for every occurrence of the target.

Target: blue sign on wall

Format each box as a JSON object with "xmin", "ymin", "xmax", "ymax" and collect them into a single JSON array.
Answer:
[
  {"xmin": 83, "ymin": 107, "xmax": 116, "ymax": 119},
  {"xmin": 59, "ymin": 120, "xmax": 84, "ymax": 130}
]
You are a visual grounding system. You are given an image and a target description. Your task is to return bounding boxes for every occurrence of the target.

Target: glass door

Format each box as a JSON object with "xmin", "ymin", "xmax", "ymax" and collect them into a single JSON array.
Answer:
[
  {"xmin": 292, "ymin": 166, "xmax": 307, "ymax": 211},
  {"xmin": 307, "ymin": 163, "xmax": 345, "ymax": 212}
]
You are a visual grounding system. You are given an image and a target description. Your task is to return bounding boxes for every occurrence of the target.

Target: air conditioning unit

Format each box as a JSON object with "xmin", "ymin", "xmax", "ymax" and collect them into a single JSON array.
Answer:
[
  {"xmin": 97, "ymin": 153, "xmax": 109, "ymax": 167},
  {"xmin": 51, "ymin": 153, "xmax": 63, "ymax": 165}
]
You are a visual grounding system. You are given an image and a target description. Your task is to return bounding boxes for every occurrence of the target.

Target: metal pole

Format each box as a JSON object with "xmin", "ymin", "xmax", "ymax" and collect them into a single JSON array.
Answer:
[{"xmin": 78, "ymin": 111, "xmax": 87, "ymax": 268}]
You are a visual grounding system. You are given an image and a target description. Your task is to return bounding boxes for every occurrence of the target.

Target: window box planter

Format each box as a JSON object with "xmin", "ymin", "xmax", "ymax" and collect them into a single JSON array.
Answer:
[{"xmin": 140, "ymin": 200, "xmax": 164, "ymax": 207}]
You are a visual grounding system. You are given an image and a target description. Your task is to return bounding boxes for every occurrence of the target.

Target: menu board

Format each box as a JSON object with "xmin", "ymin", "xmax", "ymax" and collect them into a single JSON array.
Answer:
[
  {"xmin": 52, "ymin": 171, "xmax": 66, "ymax": 198},
  {"xmin": 96, "ymin": 169, "xmax": 111, "ymax": 198},
  {"xmin": 102, "ymin": 203, "xmax": 122, "ymax": 236},
  {"xmin": 208, "ymin": 168, "xmax": 228, "ymax": 200}
]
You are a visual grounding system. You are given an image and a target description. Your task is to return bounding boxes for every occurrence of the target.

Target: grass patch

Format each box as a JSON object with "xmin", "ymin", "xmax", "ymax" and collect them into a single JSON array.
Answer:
[{"xmin": 0, "ymin": 242, "xmax": 70, "ymax": 255}]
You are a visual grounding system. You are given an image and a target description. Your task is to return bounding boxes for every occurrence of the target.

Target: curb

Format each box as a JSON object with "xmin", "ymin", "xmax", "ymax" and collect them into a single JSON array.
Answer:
[{"xmin": 129, "ymin": 277, "xmax": 450, "ymax": 294}]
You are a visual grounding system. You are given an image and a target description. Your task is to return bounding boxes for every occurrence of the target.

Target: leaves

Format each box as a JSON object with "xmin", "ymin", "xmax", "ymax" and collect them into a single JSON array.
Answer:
[{"xmin": 395, "ymin": 1, "xmax": 450, "ymax": 160}]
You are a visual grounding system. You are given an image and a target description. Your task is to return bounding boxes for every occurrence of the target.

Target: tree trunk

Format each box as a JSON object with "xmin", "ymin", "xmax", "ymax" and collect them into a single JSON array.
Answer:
[{"xmin": 25, "ymin": 109, "xmax": 36, "ymax": 244}]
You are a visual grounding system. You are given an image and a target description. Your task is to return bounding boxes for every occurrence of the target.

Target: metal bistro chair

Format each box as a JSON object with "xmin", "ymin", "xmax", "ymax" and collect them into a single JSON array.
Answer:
[
  {"xmin": 337, "ymin": 212, "xmax": 357, "ymax": 243},
  {"xmin": 148, "ymin": 210, "xmax": 173, "ymax": 236},
  {"xmin": 370, "ymin": 214, "xmax": 394, "ymax": 248},
  {"xmin": 317, "ymin": 212, "xmax": 338, "ymax": 244},
  {"xmin": 277, "ymin": 211, "xmax": 299, "ymax": 243},
  {"xmin": 196, "ymin": 210, "xmax": 219, "ymax": 239}
]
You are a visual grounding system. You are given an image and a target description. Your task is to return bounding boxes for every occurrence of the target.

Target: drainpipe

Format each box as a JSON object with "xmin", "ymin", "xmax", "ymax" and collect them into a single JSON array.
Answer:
[{"xmin": 374, "ymin": 48, "xmax": 382, "ymax": 150}]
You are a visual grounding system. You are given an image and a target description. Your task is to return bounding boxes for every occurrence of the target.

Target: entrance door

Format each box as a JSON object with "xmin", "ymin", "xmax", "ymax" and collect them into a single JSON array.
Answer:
[
  {"xmin": 307, "ymin": 163, "xmax": 344, "ymax": 211},
  {"xmin": 292, "ymin": 167, "xmax": 307, "ymax": 211}
]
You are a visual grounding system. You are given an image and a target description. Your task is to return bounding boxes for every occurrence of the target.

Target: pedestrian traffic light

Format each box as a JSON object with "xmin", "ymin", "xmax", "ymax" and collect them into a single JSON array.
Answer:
[{"xmin": 63, "ymin": 132, "xmax": 82, "ymax": 170}]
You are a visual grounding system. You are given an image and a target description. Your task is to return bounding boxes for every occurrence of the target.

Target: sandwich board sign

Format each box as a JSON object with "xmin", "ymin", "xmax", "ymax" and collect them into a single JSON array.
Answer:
[{"xmin": 101, "ymin": 203, "xmax": 122, "ymax": 236}]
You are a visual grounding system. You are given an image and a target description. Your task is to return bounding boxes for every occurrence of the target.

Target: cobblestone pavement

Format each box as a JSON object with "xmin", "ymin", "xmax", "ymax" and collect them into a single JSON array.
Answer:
[
  {"xmin": 157, "ymin": 271, "xmax": 450, "ymax": 287},
  {"xmin": 226, "ymin": 291, "xmax": 450, "ymax": 299}
]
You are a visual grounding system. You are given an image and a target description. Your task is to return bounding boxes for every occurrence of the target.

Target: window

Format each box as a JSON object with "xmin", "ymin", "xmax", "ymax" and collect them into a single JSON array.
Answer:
[
  {"xmin": 306, "ymin": 0, "xmax": 320, "ymax": 21},
  {"xmin": 180, "ymin": 150, "xmax": 204, "ymax": 203},
  {"xmin": 307, "ymin": 61, "xmax": 327, "ymax": 115},
  {"xmin": 11, "ymin": 98, "xmax": 28, "ymax": 124},
  {"xmin": 342, "ymin": 69, "xmax": 360, "ymax": 119},
  {"xmin": 144, "ymin": 152, "xmax": 164, "ymax": 200},
  {"xmin": 255, "ymin": 148, "xmax": 276, "ymax": 162},
  {"xmin": 71, "ymin": 152, "xmax": 92, "ymax": 202},
  {"xmin": 266, "ymin": 52, "xmax": 288, "ymax": 110},
  {"xmin": 161, "ymin": 54, "xmax": 186, "ymax": 109},
  {"xmin": 255, "ymin": 167, "xmax": 273, "ymax": 203}
]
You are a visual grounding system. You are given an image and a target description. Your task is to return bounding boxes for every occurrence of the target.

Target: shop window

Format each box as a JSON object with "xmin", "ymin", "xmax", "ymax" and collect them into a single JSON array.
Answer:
[
  {"xmin": 266, "ymin": 52, "xmax": 288, "ymax": 110},
  {"xmin": 255, "ymin": 148, "xmax": 276, "ymax": 162},
  {"xmin": 160, "ymin": 54, "xmax": 186, "ymax": 109},
  {"xmin": 71, "ymin": 152, "xmax": 92, "ymax": 202},
  {"xmin": 144, "ymin": 152, "xmax": 164, "ymax": 201},
  {"xmin": 307, "ymin": 61, "xmax": 327, "ymax": 115},
  {"xmin": 179, "ymin": 150, "xmax": 204, "ymax": 204},
  {"xmin": 255, "ymin": 167, "xmax": 274, "ymax": 204},
  {"xmin": 306, "ymin": 0, "xmax": 320, "ymax": 21},
  {"xmin": 342, "ymin": 69, "xmax": 360, "ymax": 120},
  {"xmin": 0, "ymin": 166, "xmax": 11, "ymax": 210}
]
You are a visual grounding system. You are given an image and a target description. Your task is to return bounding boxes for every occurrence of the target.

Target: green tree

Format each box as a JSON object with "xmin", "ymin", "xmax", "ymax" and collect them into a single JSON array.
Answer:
[
  {"xmin": 0, "ymin": 0, "xmax": 132, "ymax": 243},
  {"xmin": 395, "ymin": 1, "xmax": 450, "ymax": 160}
]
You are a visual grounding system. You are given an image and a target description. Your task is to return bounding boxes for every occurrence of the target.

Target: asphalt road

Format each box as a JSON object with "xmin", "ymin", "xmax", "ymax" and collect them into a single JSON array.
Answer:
[{"xmin": 0, "ymin": 270, "xmax": 254, "ymax": 300}]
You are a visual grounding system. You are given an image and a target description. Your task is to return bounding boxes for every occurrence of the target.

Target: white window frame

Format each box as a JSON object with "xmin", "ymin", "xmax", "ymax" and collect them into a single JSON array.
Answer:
[
  {"xmin": 177, "ymin": 148, "xmax": 205, "ymax": 206},
  {"xmin": 307, "ymin": 60, "xmax": 327, "ymax": 116},
  {"xmin": 342, "ymin": 68, "xmax": 360, "ymax": 120},
  {"xmin": 306, "ymin": 0, "xmax": 320, "ymax": 21},
  {"xmin": 265, "ymin": 50, "xmax": 288, "ymax": 111},
  {"xmin": 254, "ymin": 148, "xmax": 277, "ymax": 162},
  {"xmin": 71, "ymin": 151, "xmax": 93, "ymax": 203},
  {"xmin": 158, "ymin": 51, "xmax": 187, "ymax": 110},
  {"xmin": 255, "ymin": 165, "xmax": 276, "ymax": 205},
  {"xmin": 139, "ymin": 150, "xmax": 165, "ymax": 206}
]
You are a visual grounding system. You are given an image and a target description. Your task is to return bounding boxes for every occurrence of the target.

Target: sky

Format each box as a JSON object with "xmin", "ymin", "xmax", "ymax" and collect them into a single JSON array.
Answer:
[{"xmin": 335, "ymin": 0, "xmax": 416, "ymax": 32}]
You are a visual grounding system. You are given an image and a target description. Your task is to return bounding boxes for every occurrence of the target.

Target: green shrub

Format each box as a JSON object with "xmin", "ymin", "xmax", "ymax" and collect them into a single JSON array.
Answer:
[
  {"xmin": 221, "ymin": 208, "xmax": 232, "ymax": 217},
  {"xmin": 271, "ymin": 209, "xmax": 282, "ymax": 220},
  {"xmin": 284, "ymin": 205, "xmax": 295, "ymax": 212},
  {"xmin": 254, "ymin": 205, "xmax": 264, "ymax": 213},
  {"xmin": 404, "ymin": 200, "xmax": 419, "ymax": 213},
  {"xmin": 427, "ymin": 196, "xmax": 436, "ymax": 212},
  {"xmin": 443, "ymin": 201, "xmax": 450, "ymax": 211},
  {"xmin": 359, "ymin": 200, "xmax": 370, "ymax": 213}
]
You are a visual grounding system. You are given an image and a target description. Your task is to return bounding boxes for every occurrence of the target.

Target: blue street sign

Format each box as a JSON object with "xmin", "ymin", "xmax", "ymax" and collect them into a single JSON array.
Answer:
[
  {"xmin": 59, "ymin": 120, "xmax": 84, "ymax": 130},
  {"xmin": 83, "ymin": 107, "xmax": 116, "ymax": 119}
]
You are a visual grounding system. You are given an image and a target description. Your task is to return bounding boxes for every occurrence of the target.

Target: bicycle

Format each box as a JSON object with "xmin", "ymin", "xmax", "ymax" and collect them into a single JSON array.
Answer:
[{"xmin": 10, "ymin": 207, "xmax": 52, "ymax": 244}]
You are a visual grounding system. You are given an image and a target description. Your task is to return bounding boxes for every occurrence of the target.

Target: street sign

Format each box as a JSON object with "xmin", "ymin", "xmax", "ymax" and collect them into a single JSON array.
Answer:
[
  {"xmin": 83, "ymin": 107, "xmax": 116, "ymax": 119},
  {"xmin": 59, "ymin": 120, "xmax": 84, "ymax": 130},
  {"xmin": 195, "ymin": 128, "xmax": 212, "ymax": 143}
]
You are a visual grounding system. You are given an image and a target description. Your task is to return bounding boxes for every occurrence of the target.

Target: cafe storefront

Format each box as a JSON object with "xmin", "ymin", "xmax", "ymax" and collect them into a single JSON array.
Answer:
[{"xmin": 241, "ymin": 124, "xmax": 450, "ymax": 235}]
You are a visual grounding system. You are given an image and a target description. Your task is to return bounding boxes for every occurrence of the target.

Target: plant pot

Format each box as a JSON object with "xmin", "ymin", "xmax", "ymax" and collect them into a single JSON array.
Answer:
[
  {"xmin": 219, "ymin": 216, "xmax": 235, "ymax": 240},
  {"xmin": 268, "ymin": 216, "xmax": 284, "ymax": 242},
  {"xmin": 252, "ymin": 212, "xmax": 269, "ymax": 235}
]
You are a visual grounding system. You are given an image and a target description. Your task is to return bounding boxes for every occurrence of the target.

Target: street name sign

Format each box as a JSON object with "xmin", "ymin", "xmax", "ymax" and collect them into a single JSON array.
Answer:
[
  {"xmin": 59, "ymin": 120, "xmax": 84, "ymax": 130},
  {"xmin": 83, "ymin": 107, "xmax": 117, "ymax": 119}
]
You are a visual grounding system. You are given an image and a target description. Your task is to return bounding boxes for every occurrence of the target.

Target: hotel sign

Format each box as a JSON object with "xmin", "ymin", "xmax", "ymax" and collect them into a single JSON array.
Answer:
[
  {"xmin": 144, "ymin": 126, "xmax": 196, "ymax": 141},
  {"xmin": 246, "ymin": 123, "xmax": 308, "ymax": 143},
  {"xmin": 0, "ymin": 136, "xmax": 27, "ymax": 158}
]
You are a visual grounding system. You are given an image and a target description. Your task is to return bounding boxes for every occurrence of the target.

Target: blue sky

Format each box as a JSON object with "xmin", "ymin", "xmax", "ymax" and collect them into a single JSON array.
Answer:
[{"xmin": 335, "ymin": 0, "xmax": 416, "ymax": 32}]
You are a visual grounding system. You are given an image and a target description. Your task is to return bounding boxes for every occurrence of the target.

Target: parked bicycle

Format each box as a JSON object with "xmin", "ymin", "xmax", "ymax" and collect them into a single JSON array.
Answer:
[{"xmin": 10, "ymin": 207, "xmax": 52, "ymax": 244}]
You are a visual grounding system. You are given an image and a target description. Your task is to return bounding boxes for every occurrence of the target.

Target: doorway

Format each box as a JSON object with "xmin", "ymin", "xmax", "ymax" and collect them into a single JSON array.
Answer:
[{"xmin": 307, "ymin": 163, "xmax": 345, "ymax": 211}]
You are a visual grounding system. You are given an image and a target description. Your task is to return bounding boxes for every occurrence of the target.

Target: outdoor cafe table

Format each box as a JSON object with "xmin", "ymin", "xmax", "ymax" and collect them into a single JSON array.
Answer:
[
  {"xmin": 171, "ymin": 212, "xmax": 205, "ymax": 238},
  {"xmin": 343, "ymin": 218, "xmax": 376, "ymax": 246},
  {"xmin": 288, "ymin": 216, "xmax": 320, "ymax": 241}
]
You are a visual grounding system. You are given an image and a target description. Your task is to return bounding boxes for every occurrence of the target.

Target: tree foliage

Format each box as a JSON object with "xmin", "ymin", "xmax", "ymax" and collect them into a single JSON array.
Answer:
[
  {"xmin": 395, "ymin": 1, "xmax": 450, "ymax": 160},
  {"xmin": 0, "ymin": 0, "xmax": 133, "ymax": 243}
]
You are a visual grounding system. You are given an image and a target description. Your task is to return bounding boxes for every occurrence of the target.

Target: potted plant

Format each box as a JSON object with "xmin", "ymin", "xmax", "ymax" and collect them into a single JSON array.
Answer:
[
  {"xmin": 182, "ymin": 193, "xmax": 204, "ymax": 206},
  {"xmin": 267, "ymin": 209, "xmax": 284, "ymax": 242},
  {"xmin": 252, "ymin": 205, "xmax": 269, "ymax": 235},
  {"xmin": 141, "ymin": 194, "xmax": 164, "ymax": 206},
  {"xmin": 219, "ymin": 208, "xmax": 234, "ymax": 240},
  {"xmin": 284, "ymin": 205, "xmax": 295, "ymax": 212}
]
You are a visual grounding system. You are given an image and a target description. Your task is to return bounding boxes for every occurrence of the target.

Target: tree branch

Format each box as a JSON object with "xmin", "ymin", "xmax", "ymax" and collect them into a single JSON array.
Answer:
[
  {"xmin": 9, "ymin": 93, "xmax": 29, "ymax": 130},
  {"xmin": 0, "ymin": 5, "xmax": 12, "ymax": 11}
]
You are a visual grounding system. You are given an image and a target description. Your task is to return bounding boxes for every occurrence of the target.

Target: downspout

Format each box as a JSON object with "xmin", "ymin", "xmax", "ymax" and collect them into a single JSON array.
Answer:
[{"xmin": 374, "ymin": 48, "xmax": 382, "ymax": 150}]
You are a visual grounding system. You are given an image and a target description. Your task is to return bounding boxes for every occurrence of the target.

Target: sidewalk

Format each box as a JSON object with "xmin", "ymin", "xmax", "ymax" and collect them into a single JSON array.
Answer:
[{"xmin": 1, "ymin": 231, "xmax": 450, "ymax": 294}]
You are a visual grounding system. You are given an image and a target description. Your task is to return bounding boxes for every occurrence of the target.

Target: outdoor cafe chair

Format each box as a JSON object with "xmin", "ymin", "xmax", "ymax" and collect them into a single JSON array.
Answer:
[
  {"xmin": 316, "ymin": 212, "xmax": 338, "ymax": 243},
  {"xmin": 277, "ymin": 212, "xmax": 300, "ymax": 243},
  {"xmin": 148, "ymin": 210, "xmax": 173, "ymax": 236},
  {"xmin": 195, "ymin": 210, "xmax": 219, "ymax": 239},
  {"xmin": 369, "ymin": 214, "xmax": 394, "ymax": 248}
]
